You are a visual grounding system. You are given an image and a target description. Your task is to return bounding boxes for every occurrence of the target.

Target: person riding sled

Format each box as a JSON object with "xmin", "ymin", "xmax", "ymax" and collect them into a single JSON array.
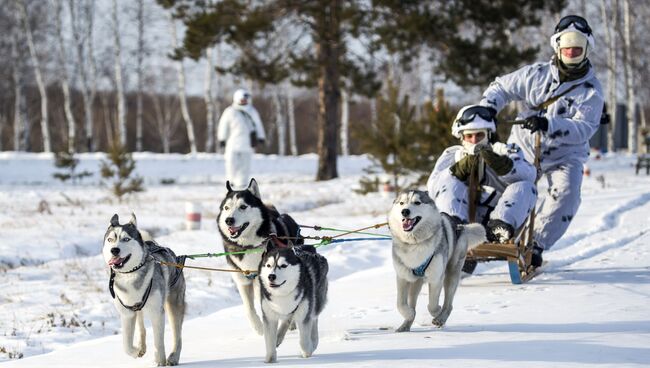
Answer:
[
  {"xmin": 479, "ymin": 15, "xmax": 604, "ymax": 268},
  {"xmin": 426, "ymin": 105, "xmax": 538, "ymax": 275}
]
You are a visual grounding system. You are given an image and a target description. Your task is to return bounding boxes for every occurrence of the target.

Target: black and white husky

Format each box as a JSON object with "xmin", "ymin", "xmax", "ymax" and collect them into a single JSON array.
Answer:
[
  {"xmin": 102, "ymin": 213, "xmax": 186, "ymax": 366},
  {"xmin": 217, "ymin": 178, "xmax": 304, "ymax": 335},
  {"xmin": 388, "ymin": 190, "xmax": 485, "ymax": 331},
  {"xmin": 259, "ymin": 242, "xmax": 329, "ymax": 363}
]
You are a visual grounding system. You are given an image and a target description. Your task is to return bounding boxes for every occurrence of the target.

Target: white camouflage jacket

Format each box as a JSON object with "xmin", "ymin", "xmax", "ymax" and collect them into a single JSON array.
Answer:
[{"xmin": 480, "ymin": 60, "xmax": 604, "ymax": 168}]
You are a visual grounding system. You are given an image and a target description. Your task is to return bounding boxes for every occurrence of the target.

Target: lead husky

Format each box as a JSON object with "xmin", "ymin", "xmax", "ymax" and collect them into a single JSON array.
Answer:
[
  {"xmin": 217, "ymin": 178, "xmax": 303, "ymax": 335},
  {"xmin": 102, "ymin": 213, "xmax": 186, "ymax": 366},
  {"xmin": 388, "ymin": 190, "xmax": 485, "ymax": 331},
  {"xmin": 259, "ymin": 242, "xmax": 329, "ymax": 363}
]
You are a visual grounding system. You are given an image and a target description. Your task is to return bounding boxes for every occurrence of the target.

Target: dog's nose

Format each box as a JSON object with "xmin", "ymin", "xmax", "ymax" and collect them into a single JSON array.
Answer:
[
  {"xmin": 268, "ymin": 274, "xmax": 276, "ymax": 282},
  {"xmin": 401, "ymin": 208, "xmax": 410, "ymax": 217},
  {"xmin": 225, "ymin": 217, "xmax": 235, "ymax": 226},
  {"xmin": 110, "ymin": 247, "xmax": 120, "ymax": 256}
]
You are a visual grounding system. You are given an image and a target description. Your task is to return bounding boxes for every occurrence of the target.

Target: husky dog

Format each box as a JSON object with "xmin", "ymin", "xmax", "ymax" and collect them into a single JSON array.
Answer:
[
  {"xmin": 388, "ymin": 190, "xmax": 486, "ymax": 331},
  {"xmin": 217, "ymin": 178, "xmax": 303, "ymax": 335},
  {"xmin": 102, "ymin": 213, "xmax": 186, "ymax": 366},
  {"xmin": 259, "ymin": 242, "xmax": 329, "ymax": 363}
]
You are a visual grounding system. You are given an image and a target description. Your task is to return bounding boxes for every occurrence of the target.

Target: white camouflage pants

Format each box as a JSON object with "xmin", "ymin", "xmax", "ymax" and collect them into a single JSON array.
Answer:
[
  {"xmin": 430, "ymin": 171, "xmax": 537, "ymax": 230},
  {"xmin": 533, "ymin": 160, "xmax": 584, "ymax": 250},
  {"xmin": 225, "ymin": 150, "xmax": 252, "ymax": 189}
]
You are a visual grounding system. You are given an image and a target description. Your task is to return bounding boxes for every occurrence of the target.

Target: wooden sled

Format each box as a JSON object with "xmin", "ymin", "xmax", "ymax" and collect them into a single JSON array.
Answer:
[{"xmin": 465, "ymin": 132, "xmax": 542, "ymax": 284}]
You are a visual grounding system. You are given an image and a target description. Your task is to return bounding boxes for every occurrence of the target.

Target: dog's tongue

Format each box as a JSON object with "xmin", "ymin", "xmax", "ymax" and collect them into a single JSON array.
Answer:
[
  {"xmin": 402, "ymin": 218, "xmax": 415, "ymax": 231},
  {"xmin": 228, "ymin": 226, "xmax": 240, "ymax": 235},
  {"xmin": 108, "ymin": 257, "xmax": 124, "ymax": 266}
]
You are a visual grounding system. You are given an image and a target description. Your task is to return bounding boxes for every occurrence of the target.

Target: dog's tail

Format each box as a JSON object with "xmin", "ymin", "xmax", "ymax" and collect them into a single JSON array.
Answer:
[{"xmin": 461, "ymin": 223, "xmax": 487, "ymax": 250}]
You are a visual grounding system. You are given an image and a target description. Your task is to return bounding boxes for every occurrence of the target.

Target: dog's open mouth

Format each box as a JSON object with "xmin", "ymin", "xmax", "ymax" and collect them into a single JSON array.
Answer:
[
  {"xmin": 269, "ymin": 280, "xmax": 286, "ymax": 288},
  {"xmin": 228, "ymin": 222, "xmax": 249, "ymax": 239},
  {"xmin": 402, "ymin": 216, "xmax": 421, "ymax": 232},
  {"xmin": 108, "ymin": 254, "xmax": 131, "ymax": 269}
]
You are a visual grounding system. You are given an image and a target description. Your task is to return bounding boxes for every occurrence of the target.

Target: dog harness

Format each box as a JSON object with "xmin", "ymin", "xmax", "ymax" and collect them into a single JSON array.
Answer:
[
  {"xmin": 109, "ymin": 242, "xmax": 185, "ymax": 311},
  {"xmin": 411, "ymin": 214, "xmax": 461, "ymax": 278}
]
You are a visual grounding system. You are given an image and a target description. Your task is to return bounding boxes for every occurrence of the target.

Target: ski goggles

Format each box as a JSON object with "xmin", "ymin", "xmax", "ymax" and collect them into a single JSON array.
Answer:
[
  {"xmin": 456, "ymin": 106, "xmax": 496, "ymax": 125},
  {"xmin": 555, "ymin": 15, "xmax": 592, "ymax": 36}
]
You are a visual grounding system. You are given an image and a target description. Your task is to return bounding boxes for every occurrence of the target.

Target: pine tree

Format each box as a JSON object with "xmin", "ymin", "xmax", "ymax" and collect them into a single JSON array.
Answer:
[
  {"xmin": 100, "ymin": 142, "xmax": 144, "ymax": 201},
  {"xmin": 354, "ymin": 84, "xmax": 455, "ymax": 193},
  {"xmin": 52, "ymin": 152, "xmax": 93, "ymax": 184}
]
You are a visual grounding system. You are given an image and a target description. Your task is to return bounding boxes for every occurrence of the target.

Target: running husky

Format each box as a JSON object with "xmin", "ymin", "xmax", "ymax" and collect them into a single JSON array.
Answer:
[
  {"xmin": 217, "ymin": 178, "xmax": 304, "ymax": 335},
  {"xmin": 102, "ymin": 213, "xmax": 186, "ymax": 366},
  {"xmin": 259, "ymin": 242, "xmax": 329, "ymax": 363},
  {"xmin": 388, "ymin": 190, "xmax": 485, "ymax": 331}
]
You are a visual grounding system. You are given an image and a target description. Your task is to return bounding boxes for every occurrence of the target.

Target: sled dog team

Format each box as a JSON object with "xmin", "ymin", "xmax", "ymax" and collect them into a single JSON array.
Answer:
[{"xmin": 103, "ymin": 179, "xmax": 486, "ymax": 365}]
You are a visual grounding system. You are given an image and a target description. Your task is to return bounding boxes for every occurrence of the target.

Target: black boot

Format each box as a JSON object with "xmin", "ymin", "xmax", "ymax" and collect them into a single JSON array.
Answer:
[
  {"xmin": 486, "ymin": 219, "xmax": 514, "ymax": 244},
  {"xmin": 531, "ymin": 245, "xmax": 544, "ymax": 268}
]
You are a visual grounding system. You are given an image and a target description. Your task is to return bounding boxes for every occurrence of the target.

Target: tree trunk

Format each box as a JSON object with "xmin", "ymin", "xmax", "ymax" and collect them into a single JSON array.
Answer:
[
  {"xmin": 273, "ymin": 88, "xmax": 286, "ymax": 155},
  {"xmin": 170, "ymin": 14, "xmax": 197, "ymax": 154},
  {"xmin": 112, "ymin": 0, "xmax": 127, "ymax": 147},
  {"xmin": 55, "ymin": 1, "xmax": 76, "ymax": 153},
  {"xmin": 204, "ymin": 47, "xmax": 216, "ymax": 153},
  {"xmin": 370, "ymin": 98, "xmax": 378, "ymax": 130},
  {"xmin": 287, "ymin": 83, "xmax": 298, "ymax": 156},
  {"xmin": 623, "ymin": 0, "xmax": 636, "ymax": 153},
  {"xmin": 19, "ymin": 0, "xmax": 50, "ymax": 152},
  {"xmin": 136, "ymin": 0, "xmax": 145, "ymax": 152},
  {"xmin": 601, "ymin": 0, "xmax": 618, "ymax": 152},
  {"xmin": 315, "ymin": 0, "xmax": 341, "ymax": 181},
  {"xmin": 340, "ymin": 89, "xmax": 349, "ymax": 156},
  {"xmin": 10, "ymin": 18, "xmax": 27, "ymax": 152}
]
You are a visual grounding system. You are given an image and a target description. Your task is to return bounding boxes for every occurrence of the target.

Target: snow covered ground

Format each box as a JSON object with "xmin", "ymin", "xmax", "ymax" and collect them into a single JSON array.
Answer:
[{"xmin": 1, "ymin": 152, "xmax": 649, "ymax": 367}]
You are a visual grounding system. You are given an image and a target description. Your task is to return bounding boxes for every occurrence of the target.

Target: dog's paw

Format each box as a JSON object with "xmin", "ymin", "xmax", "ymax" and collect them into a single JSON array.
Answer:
[
  {"xmin": 432, "ymin": 310, "xmax": 450, "ymax": 327},
  {"xmin": 166, "ymin": 351, "xmax": 180, "ymax": 366},
  {"xmin": 125, "ymin": 347, "xmax": 143, "ymax": 359},
  {"xmin": 395, "ymin": 320, "xmax": 413, "ymax": 332},
  {"xmin": 264, "ymin": 353, "xmax": 277, "ymax": 363},
  {"xmin": 153, "ymin": 358, "xmax": 167, "ymax": 367},
  {"xmin": 301, "ymin": 350, "xmax": 313, "ymax": 358}
]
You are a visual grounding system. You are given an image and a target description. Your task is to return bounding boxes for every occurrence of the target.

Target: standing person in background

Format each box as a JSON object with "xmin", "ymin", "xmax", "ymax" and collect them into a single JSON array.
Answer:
[
  {"xmin": 480, "ymin": 15, "xmax": 604, "ymax": 267},
  {"xmin": 218, "ymin": 89, "xmax": 266, "ymax": 188}
]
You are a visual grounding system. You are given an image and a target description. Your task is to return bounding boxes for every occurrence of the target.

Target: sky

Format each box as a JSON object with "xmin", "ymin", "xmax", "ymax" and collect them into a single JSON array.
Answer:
[{"xmin": 0, "ymin": 152, "xmax": 649, "ymax": 367}]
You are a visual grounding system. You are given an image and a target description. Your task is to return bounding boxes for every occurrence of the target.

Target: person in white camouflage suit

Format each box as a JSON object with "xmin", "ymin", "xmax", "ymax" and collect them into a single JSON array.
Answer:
[
  {"xmin": 218, "ymin": 89, "xmax": 266, "ymax": 189},
  {"xmin": 427, "ymin": 105, "xmax": 538, "ymax": 274},
  {"xmin": 479, "ymin": 15, "xmax": 604, "ymax": 267}
]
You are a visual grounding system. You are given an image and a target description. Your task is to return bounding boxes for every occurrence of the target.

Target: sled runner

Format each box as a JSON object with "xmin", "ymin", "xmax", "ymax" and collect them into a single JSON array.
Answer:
[{"xmin": 465, "ymin": 131, "xmax": 543, "ymax": 284}]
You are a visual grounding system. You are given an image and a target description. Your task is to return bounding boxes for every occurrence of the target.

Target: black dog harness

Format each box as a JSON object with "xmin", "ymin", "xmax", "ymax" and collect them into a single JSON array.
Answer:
[{"xmin": 109, "ymin": 243, "xmax": 185, "ymax": 312}]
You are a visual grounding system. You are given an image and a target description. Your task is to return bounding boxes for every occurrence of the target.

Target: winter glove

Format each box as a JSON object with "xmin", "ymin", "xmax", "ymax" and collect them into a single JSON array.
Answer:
[
  {"xmin": 523, "ymin": 116, "xmax": 549, "ymax": 133},
  {"xmin": 219, "ymin": 141, "xmax": 226, "ymax": 149},
  {"xmin": 450, "ymin": 154, "xmax": 479, "ymax": 182},
  {"xmin": 479, "ymin": 149, "xmax": 513, "ymax": 176}
]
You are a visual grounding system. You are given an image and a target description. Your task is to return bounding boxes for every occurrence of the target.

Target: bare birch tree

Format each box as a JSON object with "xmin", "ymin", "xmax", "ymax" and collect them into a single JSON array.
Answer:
[
  {"xmin": 135, "ymin": 0, "xmax": 145, "ymax": 152},
  {"xmin": 622, "ymin": 0, "xmax": 637, "ymax": 153},
  {"xmin": 169, "ymin": 14, "xmax": 197, "ymax": 154},
  {"xmin": 204, "ymin": 47, "xmax": 216, "ymax": 153},
  {"xmin": 600, "ymin": 0, "xmax": 618, "ymax": 152},
  {"xmin": 273, "ymin": 88, "xmax": 286, "ymax": 155},
  {"xmin": 10, "ymin": 12, "xmax": 28, "ymax": 151},
  {"xmin": 340, "ymin": 89, "xmax": 349, "ymax": 156},
  {"xmin": 112, "ymin": 0, "xmax": 127, "ymax": 147},
  {"xmin": 19, "ymin": 0, "xmax": 50, "ymax": 152},
  {"xmin": 69, "ymin": 0, "xmax": 97, "ymax": 152},
  {"xmin": 55, "ymin": 0, "xmax": 76, "ymax": 153},
  {"xmin": 286, "ymin": 83, "xmax": 298, "ymax": 156}
]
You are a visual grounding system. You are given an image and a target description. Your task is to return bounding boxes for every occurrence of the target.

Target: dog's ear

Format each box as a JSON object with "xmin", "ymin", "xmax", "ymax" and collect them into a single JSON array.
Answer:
[
  {"xmin": 110, "ymin": 214, "xmax": 119, "ymax": 227},
  {"xmin": 247, "ymin": 178, "xmax": 261, "ymax": 199},
  {"xmin": 226, "ymin": 181, "xmax": 233, "ymax": 193},
  {"xmin": 265, "ymin": 239, "xmax": 277, "ymax": 253},
  {"xmin": 128, "ymin": 212, "xmax": 137, "ymax": 227}
]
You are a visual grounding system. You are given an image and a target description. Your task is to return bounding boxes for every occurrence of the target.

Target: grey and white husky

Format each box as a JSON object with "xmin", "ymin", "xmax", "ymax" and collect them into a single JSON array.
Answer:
[
  {"xmin": 217, "ymin": 178, "xmax": 304, "ymax": 335},
  {"xmin": 259, "ymin": 242, "xmax": 329, "ymax": 363},
  {"xmin": 388, "ymin": 190, "xmax": 485, "ymax": 331},
  {"xmin": 102, "ymin": 213, "xmax": 186, "ymax": 366}
]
